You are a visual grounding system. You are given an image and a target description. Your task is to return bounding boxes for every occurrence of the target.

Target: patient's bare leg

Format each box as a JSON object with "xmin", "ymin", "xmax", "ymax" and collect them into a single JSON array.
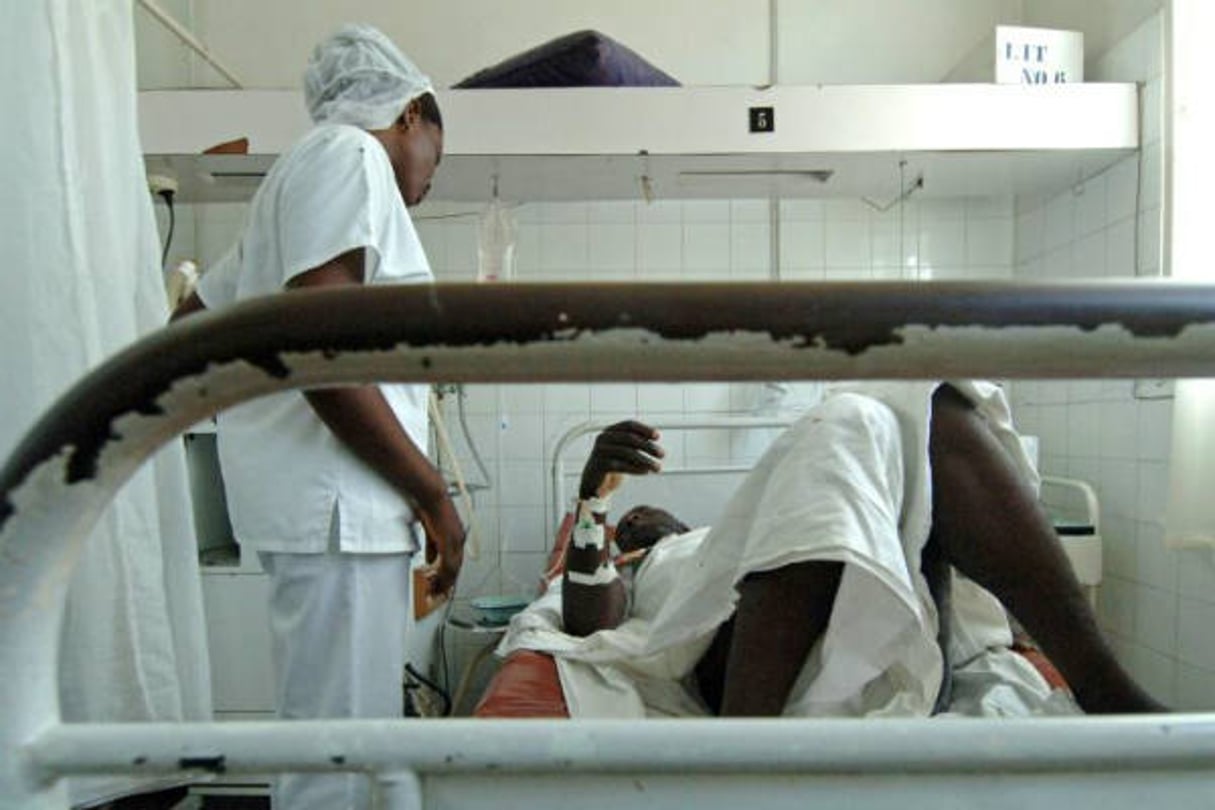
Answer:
[
  {"xmin": 928, "ymin": 384, "xmax": 1165, "ymax": 713},
  {"xmin": 715, "ymin": 560, "xmax": 843, "ymax": 716}
]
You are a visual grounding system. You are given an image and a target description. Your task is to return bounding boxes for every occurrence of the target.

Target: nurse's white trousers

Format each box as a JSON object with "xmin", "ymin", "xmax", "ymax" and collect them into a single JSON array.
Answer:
[{"xmin": 260, "ymin": 551, "xmax": 413, "ymax": 810}]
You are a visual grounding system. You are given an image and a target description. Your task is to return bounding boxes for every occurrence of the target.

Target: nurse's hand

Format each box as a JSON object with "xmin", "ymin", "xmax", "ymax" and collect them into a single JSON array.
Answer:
[{"xmin": 419, "ymin": 495, "xmax": 465, "ymax": 597}]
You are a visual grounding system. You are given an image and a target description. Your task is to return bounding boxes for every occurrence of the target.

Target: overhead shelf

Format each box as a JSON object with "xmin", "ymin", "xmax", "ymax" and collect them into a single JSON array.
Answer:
[{"xmin": 139, "ymin": 84, "xmax": 1138, "ymax": 204}]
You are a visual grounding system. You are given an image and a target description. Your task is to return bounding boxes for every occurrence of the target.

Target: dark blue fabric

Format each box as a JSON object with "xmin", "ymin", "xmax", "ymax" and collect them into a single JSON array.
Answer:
[{"xmin": 454, "ymin": 30, "xmax": 679, "ymax": 88}]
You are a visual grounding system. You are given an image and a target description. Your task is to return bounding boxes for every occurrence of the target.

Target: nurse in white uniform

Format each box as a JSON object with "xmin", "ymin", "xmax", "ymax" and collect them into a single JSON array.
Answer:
[{"xmin": 172, "ymin": 25, "xmax": 462, "ymax": 809}]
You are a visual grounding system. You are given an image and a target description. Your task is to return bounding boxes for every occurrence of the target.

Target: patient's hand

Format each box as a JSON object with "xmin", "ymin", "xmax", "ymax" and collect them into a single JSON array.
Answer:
[{"xmin": 579, "ymin": 420, "xmax": 664, "ymax": 500}]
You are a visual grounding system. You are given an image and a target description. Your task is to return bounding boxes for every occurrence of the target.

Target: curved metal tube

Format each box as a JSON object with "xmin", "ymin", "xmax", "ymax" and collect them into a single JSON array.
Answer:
[{"xmin": 3, "ymin": 281, "xmax": 1215, "ymax": 807}]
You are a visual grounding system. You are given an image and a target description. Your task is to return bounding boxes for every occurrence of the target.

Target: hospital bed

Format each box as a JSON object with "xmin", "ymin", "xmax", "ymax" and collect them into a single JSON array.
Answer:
[
  {"xmin": 475, "ymin": 414, "xmax": 1073, "ymax": 719},
  {"xmin": 4, "ymin": 281, "xmax": 1215, "ymax": 809}
]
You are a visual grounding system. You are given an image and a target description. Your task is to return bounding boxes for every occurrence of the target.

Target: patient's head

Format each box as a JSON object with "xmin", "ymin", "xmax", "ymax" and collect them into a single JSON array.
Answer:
[{"xmin": 614, "ymin": 505, "xmax": 689, "ymax": 553}]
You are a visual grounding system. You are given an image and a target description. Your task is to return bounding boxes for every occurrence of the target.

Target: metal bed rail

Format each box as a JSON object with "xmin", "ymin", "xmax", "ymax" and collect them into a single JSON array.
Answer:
[
  {"xmin": 4, "ymin": 281, "xmax": 1215, "ymax": 809},
  {"xmin": 548, "ymin": 415, "xmax": 798, "ymax": 528}
]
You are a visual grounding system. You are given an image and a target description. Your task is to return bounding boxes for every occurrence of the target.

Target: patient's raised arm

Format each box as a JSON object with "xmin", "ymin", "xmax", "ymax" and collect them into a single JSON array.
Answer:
[{"xmin": 562, "ymin": 422, "xmax": 664, "ymax": 636}]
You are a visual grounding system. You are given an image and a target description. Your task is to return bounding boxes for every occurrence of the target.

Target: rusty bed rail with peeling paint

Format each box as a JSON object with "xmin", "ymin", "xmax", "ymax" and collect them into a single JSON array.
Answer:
[{"xmin": 3, "ymin": 281, "xmax": 1215, "ymax": 809}]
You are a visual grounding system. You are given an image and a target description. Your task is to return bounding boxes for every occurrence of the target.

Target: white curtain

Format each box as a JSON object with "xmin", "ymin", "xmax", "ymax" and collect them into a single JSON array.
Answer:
[
  {"xmin": 0, "ymin": 1, "xmax": 212, "ymax": 805},
  {"xmin": 1164, "ymin": 0, "xmax": 1215, "ymax": 548}
]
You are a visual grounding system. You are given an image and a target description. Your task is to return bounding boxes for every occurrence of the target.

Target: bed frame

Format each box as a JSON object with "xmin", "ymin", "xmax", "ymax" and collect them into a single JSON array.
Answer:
[
  {"xmin": 549, "ymin": 415, "xmax": 797, "ymax": 533},
  {"xmin": 4, "ymin": 281, "xmax": 1215, "ymax": 809}
]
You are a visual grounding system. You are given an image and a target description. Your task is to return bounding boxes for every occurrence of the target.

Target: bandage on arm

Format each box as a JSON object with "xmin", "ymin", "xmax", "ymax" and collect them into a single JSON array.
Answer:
[{"xmin": 562, "ymin": 498, "xmax": 627, "ymax": 636}]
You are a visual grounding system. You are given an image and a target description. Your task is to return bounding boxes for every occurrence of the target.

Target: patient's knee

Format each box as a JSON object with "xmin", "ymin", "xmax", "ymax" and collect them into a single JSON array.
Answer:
[{"xmin": 737, "ymin": 560, "xmax": 844, "ymax": 611}]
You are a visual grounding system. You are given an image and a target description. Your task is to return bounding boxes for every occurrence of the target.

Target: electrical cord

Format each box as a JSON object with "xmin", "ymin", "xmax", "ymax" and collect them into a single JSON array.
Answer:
[
  {"xmin": 404, "ymin": 662, "xmax": 452, "ymax": 717},
  {"xmin": 157, "ymin": 189, "xmax": 175, "ymax": 269},
  {"xmin": 456, "ymin": 385, "xmax": 493, "ymax": 489}
]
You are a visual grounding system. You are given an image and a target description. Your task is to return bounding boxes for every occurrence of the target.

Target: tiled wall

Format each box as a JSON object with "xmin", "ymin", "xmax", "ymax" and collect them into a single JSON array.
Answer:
[{"xmin": 1010, "ymin": 12, "xmax": 1215, "ymax": 709}]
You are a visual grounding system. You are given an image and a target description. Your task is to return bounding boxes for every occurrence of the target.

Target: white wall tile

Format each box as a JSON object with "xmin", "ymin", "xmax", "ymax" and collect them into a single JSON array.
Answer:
[
  {"xmin": 966, "ymin": 218, "xmax": 1012, "ymax": 267},
  {"xmin": 1106, "ymin": 157, "xmax": 1139, "ymax": 224},
  {"xmin": 1101, "ymin": 458, "xmax": 1140, "ymax": 521},
  {"xmin": 1178, "ymin": 597, "xmax": 1215, "ymax": 670},
  {"xmin": 682, "ymin": 383, "xmax": 731, "ymax": 413},
  {"xmin": 638, "ymin": 223, "xmax": 683, "ymax": 271},
  {"xmin": 780, "ymin": 219, "xmax": 825, "ymax": 269},
  {"xmin": 825, "ymin": 267, "xmax": 872, "ymax": 281},
  {"xmin": 1097, "ymin": 575, "xmax": 1136, "ymax": 637},
  {"xmin": 1098, "ymin": 401, "xmax": 1138, "ymax": 459},
  {"xmin": 514, "ymin": 224, "xmax": 540, "ymax": 276},
  {"xmin": 540, "ymin": 202, "xmax": 588, "ymax": 225},
  {"xmin": 731, "ymin": 199, "xmax": 771, "ymax": 223},
  {"xmin": 965, "ymin": 196, "xmax": 1012, "ymax": 220},
  {"xmin": 1178, "ymin": 550, "xmax": 1215, "ymax": 602},
  {"xmin": 447, "ymin": 412, "xmax": 497, "ymax": 470},
  {"xmin": 497, "ymin": 411, "xmax": 544, "ymax": 462},
  {"xmin": 682, "ymin": 200, "xmax": 731, "ymax": 223},
  {"xmin": 499, "ymin": 551, "xmax": 549, "ymax": 598},
  {"xmin": 1043, "ymin": 245, "xmax": 1073, "ymax": 279},
  {"xmin": 825, "ymin": 221, "xmax": 872, "ymax": 267},
  {"xmin": 497, "ymin": 461, "xmax": 545, "ymax": 508},
  {"xmin": 542, "ymin": 384, "xmax": 590, "ymax": 418},
  {"xmin": 640, "ymin": 383, "xmax": 689, "ymax": 415},
  {"xmin": 455, "ymin": 550, "xmax": 500, "ymax": 599},
  {"xmin": 1137, "ymin": 461, "xmax": 1169, "ymax": 525},
  {"xmin": 591, "ymin": 383, "xmax": 637, "ymax": 414},
  {"xmin": 1105, "ymin": 218, "xmax": 1136, "ymax": 278},
  {"xmin": 1137, "ymin": 206, "xmax": 1163, "ymax": 276},
  {"xmin": 683, "ymin": 428, "xmax": 732, "ymax": 464},
  {"xmin": 1044, "ymin": 194, "xmax": 1076, "ymax": 251},
  {"xmin": 414, "ymin": 221, "xmax": 446, "ymax": 267},
  {"xmin": 1122, "ymin": 642, "xmax": 1176, "ymax": 705},
  {"xmin": 919, "ymin": 219, "xmax": 965, "ymax": 268},
  {"xmin": 1072, "ymin": 231, "xmax": 1107, "ymax": 278},
  {"xmin": 1136, "ymin": 522, "xmax": 1179, "ymax": 592},
  {"xmin": 636, "ymin": 200, "xmax": 682, "ymax": 224},
  {"xmin": 1103, "ymin": 517, "xmax": 1138, "ymax": 581},
  {"xmin": 498, "ymin": 505, "xmax": 550, "ymax": 554},
  {"xmin": 540, "ymin": 224, "xmax": 588, "ymax": 273},
  {"xmin": 683, "ymin": 223, "xmax": 731, "ymax": 271},
  {"xmin": 588, "ymin": 223, "xmax": 636, "ymax": 272},
  {"xmin": 731, "ymin": 222, "xmax": 771, "ymax": 272},
  {"xmin": 1140, "ymin": 143, "xmax": 1162, "ymax": 212},
  {"xmin": 918, "ymin": 199, "xmax": 966, "ymax": 222},
  {"xmin": 1134, "ymin": 584, "xmax": 1178, "ymax": 655},
  {"xmin": 587, "ymin": 201, "xmax": 636, "ymax": 224},
  {"xmin": 1139, "ymin": 12, "xmax": 1164, "ymax": 80},
  {"xmin": 1074, "ymin": 175, "xmax": 1107, "ymax": 237},
  {"xmin": 1066, "ymin": 403, "xmax": 1101, "ymax": 457},
  {"xmin": 782, "ymin": 266, "xmax": 825, "ymax": 281},
  {"xmin": 459, "ymin": 385, "xmax": 499, "ymax": 415},
  {"xmin": 1136, "ymin": 399, "xmax": 1173, "ymax": 461},
  {"xmin": 1142, "ymin": 77, "xmax": 1163, "ymax": 146},
  {"xmin": 870, "ymin": 222, "xmax": 903, "ymax": 269},
  {"xmin": 512, "ymin": 203, "xmax": 542, "ymax": 224},
  {"xmin": 499, "ymin": 384, "xmax": 542, "ymax": 413},
  {"xmin": 779, "ymin": 199, "xmax": 824, "ymax": 221},
  {"xmin": 823, "ymin": 199, "xmax": 871, "ymax": 222},
  {"xmin": 1176, "ymin": 663, "xmax": 1215, "ymax": 710},
  {"xmin": 446, "ymin": 221, "xmax": 479, "ymax": 275},
  {"xmin": 1014, "ymin": 206, "xmax": 1044, "ymax": 263}
]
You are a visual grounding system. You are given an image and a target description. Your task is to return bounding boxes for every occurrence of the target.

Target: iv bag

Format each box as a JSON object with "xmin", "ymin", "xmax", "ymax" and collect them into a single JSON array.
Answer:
[{"xmin": 477, "ymin": 198, "xmax": 516, "ymax": 282}]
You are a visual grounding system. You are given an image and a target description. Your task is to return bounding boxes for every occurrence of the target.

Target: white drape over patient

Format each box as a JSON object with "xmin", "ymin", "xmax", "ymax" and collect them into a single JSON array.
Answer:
[
  {"xmin": 500, "ymin": 382, "xmax": 1072, "ymax": 718},
  {"xmin": 0, "ymin": 2, "xmax": 211, "ymax": 805}
]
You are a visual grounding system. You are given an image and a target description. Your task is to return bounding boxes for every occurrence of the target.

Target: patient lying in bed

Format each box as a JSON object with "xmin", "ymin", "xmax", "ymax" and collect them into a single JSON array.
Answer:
[{"xmin": 497, "ymin": 381, "xmax": 1164, "ymax": 718}]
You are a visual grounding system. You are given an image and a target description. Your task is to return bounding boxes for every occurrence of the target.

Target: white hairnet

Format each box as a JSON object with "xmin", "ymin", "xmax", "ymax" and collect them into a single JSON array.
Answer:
[{"xmin": 304, "ymin": 24, "xmax": 434, "ymax": 130}]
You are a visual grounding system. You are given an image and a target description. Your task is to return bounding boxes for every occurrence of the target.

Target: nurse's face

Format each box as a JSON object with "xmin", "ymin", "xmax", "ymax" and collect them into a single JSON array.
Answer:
[{"xmin": 390, "ymin": 103, "xmax": 443, "ymax": 207}]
